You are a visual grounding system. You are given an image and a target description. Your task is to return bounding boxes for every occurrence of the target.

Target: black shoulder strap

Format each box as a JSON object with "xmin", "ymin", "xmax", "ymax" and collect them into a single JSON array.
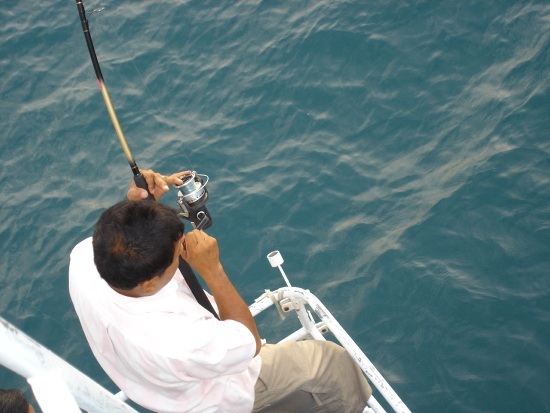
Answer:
[{"xmin": 178, "ymin": 257, "xmax": 220, "ymax": 320}]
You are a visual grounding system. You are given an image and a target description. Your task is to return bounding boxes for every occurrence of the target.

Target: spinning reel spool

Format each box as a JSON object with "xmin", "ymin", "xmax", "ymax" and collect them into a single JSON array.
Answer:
[{"xmin": 175, "ymin": 171, "xmax": 212, "ymax": 230}]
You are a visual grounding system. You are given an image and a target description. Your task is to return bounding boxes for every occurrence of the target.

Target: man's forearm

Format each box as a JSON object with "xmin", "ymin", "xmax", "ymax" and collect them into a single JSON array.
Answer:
[
  {"xmin": 182, "ymin": 230, "xmax": 261, "ymax": 355},
  {"xmin": 203, "ymin": 267, "xmax": 262, "ymax": 355}
]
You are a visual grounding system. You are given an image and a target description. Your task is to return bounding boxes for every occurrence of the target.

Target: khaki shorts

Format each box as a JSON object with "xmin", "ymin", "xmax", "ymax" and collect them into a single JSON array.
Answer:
[{"xmin": 253, "ymin": 340, "xmax": 372, "ymax": 413}]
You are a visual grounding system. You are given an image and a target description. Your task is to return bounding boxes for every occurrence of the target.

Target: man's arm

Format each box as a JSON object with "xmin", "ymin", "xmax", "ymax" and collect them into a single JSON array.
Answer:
[
  {"xmin": 183, "ymin": 230, "xmax": 262, "ymax": 356},
  {"xmin": 125, "ymin": 168, "xmax": 262, "ymax": 355}
]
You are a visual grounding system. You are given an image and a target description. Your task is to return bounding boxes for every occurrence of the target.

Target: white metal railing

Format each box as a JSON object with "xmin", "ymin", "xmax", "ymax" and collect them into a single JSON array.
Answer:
[
  {"xmin": 257, "ymin": 251, "xmax": 412, "ymax": 413},
  {"xmin": 249, "ymin": 287, "xmax": 412, "ymax": 413},
  {"xmin": 0, "ymin": 316, "xmax": 138, "ymax": 413}
]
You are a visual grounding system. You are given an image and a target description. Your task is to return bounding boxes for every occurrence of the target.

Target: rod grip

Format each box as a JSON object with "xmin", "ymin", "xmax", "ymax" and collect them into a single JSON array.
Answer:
[{"xmin": 134, "ymin": 173, "xmax": 156, "ymax": 201}]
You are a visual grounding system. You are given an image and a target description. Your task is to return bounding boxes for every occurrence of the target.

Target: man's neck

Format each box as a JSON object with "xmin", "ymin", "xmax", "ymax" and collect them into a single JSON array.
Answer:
[{"xmin": 110, "ymin": 284, "xmax": 148, "ymax": 298}]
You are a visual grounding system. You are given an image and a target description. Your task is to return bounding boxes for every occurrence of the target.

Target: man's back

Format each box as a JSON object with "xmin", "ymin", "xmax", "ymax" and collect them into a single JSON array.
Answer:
[{"xmin": 69, "ymin": 237, "xmax": 261, "ymax": 413}]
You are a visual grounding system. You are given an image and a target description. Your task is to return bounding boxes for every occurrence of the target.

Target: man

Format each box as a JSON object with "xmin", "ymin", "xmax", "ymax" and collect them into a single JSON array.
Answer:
[
  {"xmin": 69, "ymin": 170, "xmax": 372, "ymax": 412},
  {"xmin": 0, "ymin": 389, "xmax": 35, "ymax": 413}
]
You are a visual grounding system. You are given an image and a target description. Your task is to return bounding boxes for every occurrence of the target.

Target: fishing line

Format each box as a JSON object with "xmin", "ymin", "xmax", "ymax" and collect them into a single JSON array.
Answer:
[{"xmin": 91, "ymin": 4, "xmax": 195, "ymax": 172}]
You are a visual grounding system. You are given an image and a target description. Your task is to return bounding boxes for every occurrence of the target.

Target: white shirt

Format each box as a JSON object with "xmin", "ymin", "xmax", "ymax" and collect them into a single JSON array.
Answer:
[{"xmin": 69, "ymin": 237, "xmax": 261, "ymax": 413}]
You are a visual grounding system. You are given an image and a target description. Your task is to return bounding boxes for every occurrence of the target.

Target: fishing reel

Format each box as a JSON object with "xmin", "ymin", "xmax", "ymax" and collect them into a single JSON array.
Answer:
[{"xmin": 175, "ymin": 171, "xmax": 212, "ymax": 230}]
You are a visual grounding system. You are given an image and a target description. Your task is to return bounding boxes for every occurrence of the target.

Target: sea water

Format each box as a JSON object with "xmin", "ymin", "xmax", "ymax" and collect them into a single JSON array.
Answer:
[{"xmin": 1, "ymin": 1, "xmax": 549, "ymax": 412}]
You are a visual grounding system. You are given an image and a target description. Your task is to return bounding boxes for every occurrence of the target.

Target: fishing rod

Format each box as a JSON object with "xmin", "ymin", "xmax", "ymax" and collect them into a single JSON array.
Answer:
[
  {"xmin": 76, "ymin": 0, "xmax": 153, "ymax": 199},
  {"xmin": 75, "ymin": 1, "xmax": 213, "ymax": 231},
  {"xmin": 75, "ymin": 1, "xmax": 217, "ymax": 317}
]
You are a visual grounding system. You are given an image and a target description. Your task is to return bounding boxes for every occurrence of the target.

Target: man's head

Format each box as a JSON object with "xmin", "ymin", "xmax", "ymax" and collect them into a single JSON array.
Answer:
[
  {"xmin": 0, "ymin": 389, "xmax": 35, "ymax": 413},
  {"xmin": 93, "ymin": 200, "xmax": 184, "ymax": 291}
]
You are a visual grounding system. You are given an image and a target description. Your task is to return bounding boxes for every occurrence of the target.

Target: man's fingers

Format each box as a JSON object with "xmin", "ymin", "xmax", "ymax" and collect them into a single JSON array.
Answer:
[
  {"xmin": 163, "ymin": 171, "xmax": 191, "ymax": 187},
  {"xmin": 127, "ymin": 169, "xmax": 193, "ymax": 201},
  {"xmin": 127, "ymin": 187, "xmax": 149, "ymax": 201},
  {"xmin": 154, "ymin": 173, "xmax": 169, "ymax": 191}
]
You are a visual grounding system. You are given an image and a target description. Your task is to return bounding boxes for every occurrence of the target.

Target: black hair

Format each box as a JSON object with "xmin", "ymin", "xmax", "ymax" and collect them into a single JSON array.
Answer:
[
  {"xmin": 0, "ymin": 389, "xmax": 30, "ymax": 413},
  {"xmin": 92, "ymin": 200, "xmax": 184, "ymax": 289}
]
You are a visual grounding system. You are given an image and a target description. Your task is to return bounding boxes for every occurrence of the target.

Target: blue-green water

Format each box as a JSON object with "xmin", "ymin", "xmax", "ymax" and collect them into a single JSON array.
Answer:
[{"xmin": 1, "ymin": 1, "xmax": 549, "ymax": 412}]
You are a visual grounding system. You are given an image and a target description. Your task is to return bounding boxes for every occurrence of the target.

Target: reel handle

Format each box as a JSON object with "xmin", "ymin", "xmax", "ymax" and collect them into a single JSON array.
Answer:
[
  {"xmin": 134, "ymin": 173, "xmax": 155, "ymax": 201},
  {"xmin": 195, "ymin": 212, "xmax": 212, "ymax": 230}
]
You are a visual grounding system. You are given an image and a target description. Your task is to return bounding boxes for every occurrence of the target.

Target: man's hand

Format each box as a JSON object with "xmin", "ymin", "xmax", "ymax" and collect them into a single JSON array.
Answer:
[
  {"xmin": 127, "ymin": 169, "xmax": 191, "ymax": 201},
  {"xmin": 181, "ymin": 230, "xmax": 224, "ymax": 281}
]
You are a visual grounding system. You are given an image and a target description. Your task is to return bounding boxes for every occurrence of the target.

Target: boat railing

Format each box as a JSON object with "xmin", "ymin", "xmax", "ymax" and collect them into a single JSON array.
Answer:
[
  {"xmin": 255, "ymin": 251, "xmax": 411, "ymax": 413},
  {"xmin": 0, "ymin": 315, "xmax": 138, "ymax": 412},
  {"xmin": 250, "ymin": 287, "xmax": 411, "ymax": 413}
]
